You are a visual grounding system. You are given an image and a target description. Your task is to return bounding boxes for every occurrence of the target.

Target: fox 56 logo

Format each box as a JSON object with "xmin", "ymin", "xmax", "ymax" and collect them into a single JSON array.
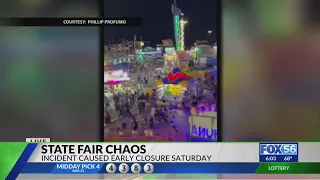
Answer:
[{"xmin": 260, "ymin": 143, "xmax": 298, "ymax": 155}]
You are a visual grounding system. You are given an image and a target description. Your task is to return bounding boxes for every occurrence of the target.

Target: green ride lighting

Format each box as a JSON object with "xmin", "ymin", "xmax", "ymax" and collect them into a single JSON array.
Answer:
[
  {"xmin": 174, "ymin": 15, "xmax": 181, "ymax": 51},
  {"xmin": 136, "ymin": 49, "xmax": 144, "ymax": 62},
  {"xmin": 197, "ymin": 48, "xmax": 202, "ymax": 56}
]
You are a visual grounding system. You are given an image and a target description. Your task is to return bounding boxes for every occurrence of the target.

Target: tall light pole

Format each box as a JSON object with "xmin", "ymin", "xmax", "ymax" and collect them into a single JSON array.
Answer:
[{"xmin": 207, "ymin": 30, "xmax": 212, "ymax": 44}]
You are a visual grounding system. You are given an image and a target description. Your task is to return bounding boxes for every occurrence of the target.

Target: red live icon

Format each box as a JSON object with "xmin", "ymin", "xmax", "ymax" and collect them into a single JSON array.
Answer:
[{"xmin": 26, "ymin": 138, "xmax": 51, "ymax": 142}]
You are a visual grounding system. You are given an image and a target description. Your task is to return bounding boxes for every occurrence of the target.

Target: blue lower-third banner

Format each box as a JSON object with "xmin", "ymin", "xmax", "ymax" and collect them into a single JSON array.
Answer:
[{"xmin": 20, "ymin": 162, "xmax": 261, "ymax": 174}]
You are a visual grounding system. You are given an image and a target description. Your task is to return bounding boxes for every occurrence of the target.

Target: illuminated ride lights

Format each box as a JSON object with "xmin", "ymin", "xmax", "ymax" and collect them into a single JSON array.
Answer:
[{"xmin": 172, "ymin": 0, "xmax": 182, "ymax": 51}]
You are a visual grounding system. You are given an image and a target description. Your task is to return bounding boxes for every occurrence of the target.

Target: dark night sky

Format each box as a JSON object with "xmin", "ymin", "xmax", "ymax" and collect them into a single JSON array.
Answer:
[{"xmin": 104, "ymin": 0, "xmax": 217, "ymax": 48}]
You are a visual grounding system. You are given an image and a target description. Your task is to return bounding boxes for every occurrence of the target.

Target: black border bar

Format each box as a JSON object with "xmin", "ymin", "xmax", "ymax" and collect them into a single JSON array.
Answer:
[
  {"xmin": 0, "ymin": 18, "xmax": 141, "ymax": 26},
  {"xmin": 216, "ymin": 0, "xmax": 222, "ymax": 142},
  {"xmin": 99, "ymin": 0, "xmax": 105, "ymax": 143}
]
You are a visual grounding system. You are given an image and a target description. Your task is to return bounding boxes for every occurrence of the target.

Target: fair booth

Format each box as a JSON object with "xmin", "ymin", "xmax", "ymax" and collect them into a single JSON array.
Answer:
[
  {"xmin": 153, "ymin": 68, "xmax": 191, "ymax": 101},
  {"xmin": 189, "ymin": 112, "xmax": 217, "ymax": 141}
]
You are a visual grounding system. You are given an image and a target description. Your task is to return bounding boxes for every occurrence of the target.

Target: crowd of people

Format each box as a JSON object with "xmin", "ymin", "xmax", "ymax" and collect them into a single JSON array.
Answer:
[
  {"xmin": 115, "ymin": 106, "xmax": 179, "ymax": 133},
  {"xmin": 104, "ymin": 59, "xmax": 217, "ymax": 138},
  {"xmin": 130, "ymin": 61, "xmax": 163, "ymax": 86}
]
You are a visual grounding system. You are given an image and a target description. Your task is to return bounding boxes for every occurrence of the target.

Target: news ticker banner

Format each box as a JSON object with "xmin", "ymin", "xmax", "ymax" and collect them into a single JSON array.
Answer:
[
  {"xmin": 0, "ymin": 18, "xmax": 141, "ymax": 26},
  {"xmin": 2, "ymin": 143, "xmax": 320, "ymax": 179}
]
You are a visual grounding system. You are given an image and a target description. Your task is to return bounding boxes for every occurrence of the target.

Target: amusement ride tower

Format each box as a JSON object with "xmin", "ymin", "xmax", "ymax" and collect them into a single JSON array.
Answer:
[
  {"xmin": 180, "ymin": 16, "xmax": 187, "ymax": 51},
  {"xmin": 171, "ymin": 0, "xmax": 187, "ymax": 52}
]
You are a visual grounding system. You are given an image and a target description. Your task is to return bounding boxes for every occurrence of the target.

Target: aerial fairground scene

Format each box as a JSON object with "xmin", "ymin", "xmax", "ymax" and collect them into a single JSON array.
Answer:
[{"xmin": 104, "ymin": 0, "xmax": 217, "ymax": 144}]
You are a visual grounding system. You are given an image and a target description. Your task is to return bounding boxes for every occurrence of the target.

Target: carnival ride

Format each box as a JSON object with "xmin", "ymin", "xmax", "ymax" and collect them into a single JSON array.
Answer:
[{"xmin": 172, "ymin": 0, "xmax": 187, "ymax": 52}]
